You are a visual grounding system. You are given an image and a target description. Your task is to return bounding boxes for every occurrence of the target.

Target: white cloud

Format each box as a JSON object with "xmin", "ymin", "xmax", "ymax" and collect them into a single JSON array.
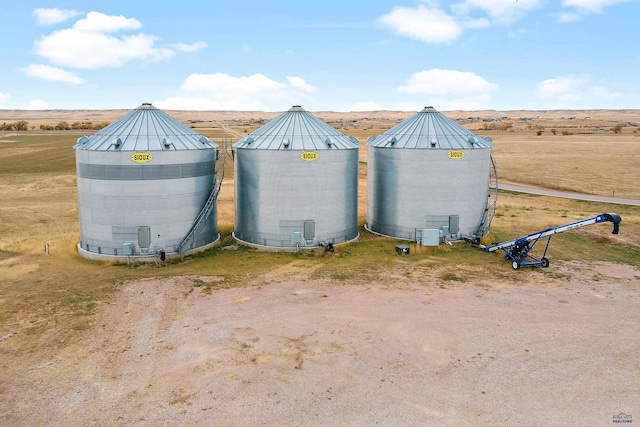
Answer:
[
  {"xmin": 377, "ymin": 0, "xmax": 543, "ymax": 44},
  {"xmin": 24, "ymin": 100, "xmax": 50, "ymax": 110},
  {"xmin": 397, "ymin": 69, "xmax": 498, "ymax": 110},
  {"xmin": 171, "ymin": 42, "xmax": 207, "ymax": 53},
  {"xmin": 399, "ymin": 69, "xmax": 498, "ymax": 96},
  {"xmin": 350, "ymin": 101, "xmax": 384, "ymax": 111},
  {"xmin": 556, "ymin": 12, "xmax": 582, "ymax": 22},
  {"xmin": 462, "ymin": 17, "xmax": 490, "ymax": 29},
  {"xmin": 0, "ymin": 91, "xmax": 10, "ymax": 105},
  {"xmin": 557, "ymin": 0, "xmax": 632, "ymax": 21},
  {"xmin": 34, "ymin": 8, "xmax": 80, "ymax": 25},
  {"xmin": 73, "ymin": 11, "xmax": 141, "ymax": 33},
  {"xmin": 286, "ymin": 76, "xmax": 316, "ymax": 93},
  {"xmin": 562, "ymin": 0, "xmax": 632, "ymax": 12},
  {"xmin": 23, "ymin": 64, "xmax": 85, "ymax": 84},
  {"xmin": 537, "ymin": 75, "xmax": 591, "ymax": 98},
  {"xmin": 535, "ymin": 74, "xmax": 630, "ymax": 108},
  {"xmin": 452, "ymin": 0, "xmax": 544, "ymax": 25},
  {"xmin": 156, "ymin": 73, "xmax": 316, "ymax": 111},
  {"xmin": 180, "ymin": 73, "xmax": 282, "ymax": 94},
  {"xmin": 33, "ymin": 11, "xmax": 200, "ymax": 69},
  {"xmin": 377, "ymin": 4, "xmax": 462, "ymax": 44},
  {"xmin": 35, "ymin": 30, "xmax": 173, "ymax": 68}
]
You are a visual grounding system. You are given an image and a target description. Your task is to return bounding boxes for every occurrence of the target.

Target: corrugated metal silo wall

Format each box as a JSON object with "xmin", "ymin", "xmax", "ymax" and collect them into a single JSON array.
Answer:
[
  {"xmin": 367, "ymin": 147, "xmax": 491, "ymax": 240},
  {"xmin": 234, "ymin": 149, "xmax": 358, "ymax": 247},
  {"xmin": 76, "ymin": 148, "xmax": 217, "ymax": 256}
]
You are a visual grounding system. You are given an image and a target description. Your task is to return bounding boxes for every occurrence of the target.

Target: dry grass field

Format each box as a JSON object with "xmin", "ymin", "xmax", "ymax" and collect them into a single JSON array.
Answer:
[{"xmin": 1, "ymin": 109, "xmax": 639, "ymax": 425}]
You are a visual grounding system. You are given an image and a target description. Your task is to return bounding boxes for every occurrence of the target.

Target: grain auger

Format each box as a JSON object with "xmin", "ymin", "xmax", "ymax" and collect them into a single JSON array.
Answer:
[{"xmin": 481, "ymin": 213, "xmax": 621, "ymax": 269}]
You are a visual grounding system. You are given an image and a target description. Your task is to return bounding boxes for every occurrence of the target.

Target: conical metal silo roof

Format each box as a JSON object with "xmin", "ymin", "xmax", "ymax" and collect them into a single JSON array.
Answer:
[
  {"xmin": 233, "ymin": 105, "xmax": 359, "ymax": 150},
  {"xmin": 367, "ymin": 106, "xmax": 492, "ymax": 149},
  {"xmin": 74, "ymin": 102, "xmax": 216, "ymax": 151}
]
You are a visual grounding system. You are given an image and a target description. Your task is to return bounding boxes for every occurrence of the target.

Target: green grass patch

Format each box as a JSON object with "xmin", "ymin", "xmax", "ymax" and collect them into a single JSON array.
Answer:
[
  {"xmin": 440, "ymin": 272, "xmax": 467, "ymax": 282},
  {"xmin": 0, "ymin": 134, "xmax": 78, "ymax": 175}
]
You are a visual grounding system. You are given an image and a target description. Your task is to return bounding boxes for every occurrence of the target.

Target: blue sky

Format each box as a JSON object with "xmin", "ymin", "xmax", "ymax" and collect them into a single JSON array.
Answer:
[{"xmin": 1, "ymin": 0, "xmax": 638, "ymax": 111}]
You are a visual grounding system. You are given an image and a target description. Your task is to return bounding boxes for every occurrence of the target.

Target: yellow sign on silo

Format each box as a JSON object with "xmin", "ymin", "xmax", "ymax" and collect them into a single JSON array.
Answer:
[
  {"xmin": 300, "ymin": 151, "xmax": 319, "ymax": 161},
  {"xmin": 447, "ymin": 150, "xmax": 465, "ymax": 160},
  {"xmin": 131, "ymin": 152, "xmax": 153, "ymax": 163}
]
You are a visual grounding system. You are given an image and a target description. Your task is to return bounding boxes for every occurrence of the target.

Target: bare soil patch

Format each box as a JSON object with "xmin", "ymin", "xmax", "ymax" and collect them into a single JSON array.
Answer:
[{"xmin": 3, "ymin": 261, "xmax": 638, "ymax": 426}]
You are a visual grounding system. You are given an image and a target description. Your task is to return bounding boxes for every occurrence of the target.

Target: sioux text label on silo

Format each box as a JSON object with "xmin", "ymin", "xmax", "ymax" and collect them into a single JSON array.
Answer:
[
  {"xmin": 300, "ymin": 152, "xmax": 319, "ymax": 161},
  {"xmin": 447, "ymin": 150, "xmax": 465, "ymax": 160},
  {"xmin": 131, "ymin": 152, "xmax": 153, "ymax": 163}
]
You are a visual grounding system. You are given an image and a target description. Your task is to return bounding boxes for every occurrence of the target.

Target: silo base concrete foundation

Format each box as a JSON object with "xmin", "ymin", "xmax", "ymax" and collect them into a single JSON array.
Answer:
[
  {"xmin": 76, "ymin": 234, "xmax": 220, "ymax": 263},
  {"xmin": 232, "ymin": 232, "xmax": 359, "ymax": 252}
]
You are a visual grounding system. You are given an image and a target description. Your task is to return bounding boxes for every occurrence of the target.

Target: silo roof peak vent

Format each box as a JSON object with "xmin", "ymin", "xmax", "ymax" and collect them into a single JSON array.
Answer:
[
  {"xmin": 233, "ymin": 107, "xmax": 358, "ymax": 151},
  {"xmin": 420, "ymin": 106, "xmax": 438, "ymax": 113},
  {"xmin": 367, "ymin": 107, "xmax": 492, "ymax": 150},
  {"xmin": 73, "ymin": 104, "xmax": 216, "ymax": 151}
]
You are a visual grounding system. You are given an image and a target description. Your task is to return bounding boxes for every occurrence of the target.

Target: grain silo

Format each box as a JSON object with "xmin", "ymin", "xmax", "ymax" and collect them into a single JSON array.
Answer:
[
  {"xmin": 74, "ymin": 102, "xmax": 220, "ymax": 261},
  {"xmin": 366, "ymin": 106, "xmax": 497, "ymax": 242},
  {"xmin": 233, "ymin": 105, "xmax": 359, "ymax": 249}
]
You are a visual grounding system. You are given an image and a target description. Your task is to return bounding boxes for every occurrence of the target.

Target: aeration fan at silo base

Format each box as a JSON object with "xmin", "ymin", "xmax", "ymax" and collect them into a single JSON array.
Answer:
[{"xmin": 480, "ymin": 213, "xmax": 621, "ymax": 269}]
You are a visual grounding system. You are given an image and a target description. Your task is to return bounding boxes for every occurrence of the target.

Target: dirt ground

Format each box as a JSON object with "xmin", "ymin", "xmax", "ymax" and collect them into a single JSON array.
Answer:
[{"xmin": 2, "ymin": 261, "xmax": 638, "ymax": 426}]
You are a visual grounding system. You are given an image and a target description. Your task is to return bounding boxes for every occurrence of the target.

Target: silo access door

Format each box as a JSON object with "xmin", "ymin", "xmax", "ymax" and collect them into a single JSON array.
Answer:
[
  {"xmin": 138, "ymin": 226, "xmax": 151, "ymax": 252},
  {"xmin": 304, "ymin": 220, "xmax": 315, "ymax": 242}
]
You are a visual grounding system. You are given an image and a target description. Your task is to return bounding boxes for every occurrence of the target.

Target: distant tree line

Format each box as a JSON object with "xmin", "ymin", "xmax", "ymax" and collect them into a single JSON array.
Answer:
[
  {"xmin": 0, "ymin": 120, "xmax": 110, "ymax": 131},
  {"xmin": 481, "ymin": 122, "xmax": 513, "ymax": 131},
  {"xmin": 1, "ymin": 121, "xmax": 29, "ymax": 131},
  {"xmin": 39, "ymin": 121, "xmax": 110, "ymax": 131}
]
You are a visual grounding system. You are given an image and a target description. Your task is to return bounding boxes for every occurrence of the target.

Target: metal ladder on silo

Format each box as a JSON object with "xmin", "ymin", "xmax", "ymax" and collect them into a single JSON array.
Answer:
[
  {"xmin": 470, "ymin": 154, "xmax": 499, "ymax": 241},
  {"xmin": 177, "ymin": 143, "xmax": 227, "ymax": 254}
]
